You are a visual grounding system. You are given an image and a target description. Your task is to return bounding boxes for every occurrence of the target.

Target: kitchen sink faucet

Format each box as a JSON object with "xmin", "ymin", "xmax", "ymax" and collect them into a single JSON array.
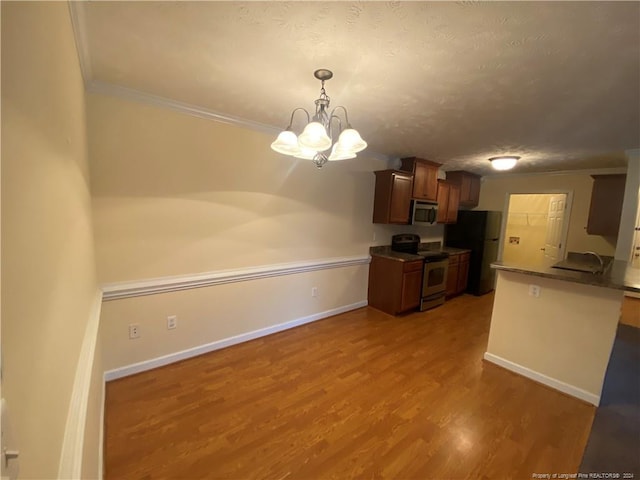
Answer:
[{"xmin": 582, "ymin": 251, "xmax": 604, "ymax": 273}]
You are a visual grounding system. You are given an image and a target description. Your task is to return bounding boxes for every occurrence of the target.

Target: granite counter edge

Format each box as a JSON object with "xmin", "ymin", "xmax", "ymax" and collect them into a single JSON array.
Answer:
[{"xmin": 491, "ymin": 261, "xmax": 640, "ymax": 293}]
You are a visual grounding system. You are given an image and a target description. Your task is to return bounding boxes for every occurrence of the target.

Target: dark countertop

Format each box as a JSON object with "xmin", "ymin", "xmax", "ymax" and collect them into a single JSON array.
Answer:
[
  {"xmin": 442, "ymin": 247, "xmax": 471, "ymax": 255},
  {"xmin": 491, "ymin": 259, "xmax": 640, "ymax": 293},
  {"xmin": 369, "ymin": 246, "xmax": 423, "ymax": 262},
  {"xmin": 369, "ymin": 244, "xmax": 471, "ymax": 262}
]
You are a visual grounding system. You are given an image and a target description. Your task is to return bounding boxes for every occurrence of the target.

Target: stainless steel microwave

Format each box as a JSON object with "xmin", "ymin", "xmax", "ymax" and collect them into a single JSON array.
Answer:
[{"xmin": 411, "ymin": 201, "xmax": 438, "ymax": 226}]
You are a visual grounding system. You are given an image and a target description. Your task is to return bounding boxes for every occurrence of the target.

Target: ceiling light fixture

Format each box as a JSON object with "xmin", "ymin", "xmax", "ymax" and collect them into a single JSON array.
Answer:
[
  {"xmin": 489, "ymin": 156, "xmax": 520, "ymax": 171},
  {"xmin": 271, "ymin": 69, "xmax": 367, "ymax": 169}
]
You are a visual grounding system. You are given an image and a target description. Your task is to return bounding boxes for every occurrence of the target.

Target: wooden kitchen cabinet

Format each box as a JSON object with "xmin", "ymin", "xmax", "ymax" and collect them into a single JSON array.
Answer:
[
  {"xmin": 436, "ymin": 180, "xmax": 460, "ymax": 224},
  {"xmin": 586, "ymin": 174, "xmax": 626, "ymax": 236},
  {"xmin": 399, "ymin": 157, "xmax": 441, "ymax": 202},
  {"xmin": 373, "ymin": 170, "xmax": 413, "ymax": 224},
  {"xmin": 445, "ymin": 171, "xmax": 481, "ymax": 207},
  {"xmin": 457, "ymin": 252, "xmax": 470, "ymax": 293},
  {"xmin": 446, "ymin": 251, "xmax": 470, "ymax": 298},
  {"xmin": 368, "ymin": 256, "xmax": 423, "ymax": 315},
  {"xmin": 446, "ymin": 253, "xmax": 459, "ymax": 297}
]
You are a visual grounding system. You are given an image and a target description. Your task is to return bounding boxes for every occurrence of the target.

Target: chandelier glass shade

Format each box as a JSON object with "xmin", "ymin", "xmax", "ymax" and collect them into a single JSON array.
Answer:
[{"xmin": 270, "ymin": 69, "xmax": 367, "ymax": 168}]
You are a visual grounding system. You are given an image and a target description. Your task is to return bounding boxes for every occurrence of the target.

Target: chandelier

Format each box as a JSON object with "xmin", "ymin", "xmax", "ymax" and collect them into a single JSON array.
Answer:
[{"xmin": 270, "ymin": 69, "xmax": 367, "ymax": 168}]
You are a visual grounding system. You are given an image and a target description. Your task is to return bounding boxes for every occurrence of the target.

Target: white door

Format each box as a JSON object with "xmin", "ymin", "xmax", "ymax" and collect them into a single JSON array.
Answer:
[{"xmin": 544, "ymin": 194, "xmax": 567, "ymax": 262}]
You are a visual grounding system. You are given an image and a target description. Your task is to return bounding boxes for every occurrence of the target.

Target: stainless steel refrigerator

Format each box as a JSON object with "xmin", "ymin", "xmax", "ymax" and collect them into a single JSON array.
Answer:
[{"xmin": 445, "ymin": 210, "xmax": 502, "ymax": 296}]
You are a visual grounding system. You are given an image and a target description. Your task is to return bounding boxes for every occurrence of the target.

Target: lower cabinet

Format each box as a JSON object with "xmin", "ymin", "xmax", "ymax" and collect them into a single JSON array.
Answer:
[
  {"xmin": 457, "ymin": 254, "xmax": 470, "ymax": 293},
  {"xmin": 368, "ymin": 256, "xmax": 423, "ymax": 315},
  {"xmin": 446, "ymin": 251, "xmax": 470, "ymax": 298}
]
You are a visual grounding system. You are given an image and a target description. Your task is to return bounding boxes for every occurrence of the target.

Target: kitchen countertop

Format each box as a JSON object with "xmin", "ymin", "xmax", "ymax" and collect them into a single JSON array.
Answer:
[
  {"xmin": 491, "ymin": 259, "xmax": 640, "ymax": 293},
  {"xmin": 442, "ymin": 247, "xmax": 471, "ymax": 255},
  {"xmin": 369, "ymin": 244, "xmax": 470, "ymax": 262},
  {"xmin": 369, "ymin": 246, "xmax": 423, "ymax": 262}
]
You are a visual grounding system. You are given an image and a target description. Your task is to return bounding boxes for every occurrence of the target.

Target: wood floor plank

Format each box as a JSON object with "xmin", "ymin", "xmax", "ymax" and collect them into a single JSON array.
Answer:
[{"xmin": 105, "ymin": 293, "xmax": 595, "ymax": 479}]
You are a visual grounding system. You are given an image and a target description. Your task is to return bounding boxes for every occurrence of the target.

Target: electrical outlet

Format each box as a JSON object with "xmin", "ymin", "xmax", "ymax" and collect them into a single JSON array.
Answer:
[
  {"xmin": 373, "ymin": 232, "xmax": 377, "ymax": 242},
  {"xmin": 528, "ymin": 284, "xmax": 541, "ymax": 297},
  {"xmin": 167, "ymin": 315, "xmax": 177, "ymax": 330},
  {"xmin": 311, "ymin": 287, "xmax": 318, "ymax": 297},
  {"xmin": 129, "ymin": 324, "xmax": 140, "ymax": 339}
]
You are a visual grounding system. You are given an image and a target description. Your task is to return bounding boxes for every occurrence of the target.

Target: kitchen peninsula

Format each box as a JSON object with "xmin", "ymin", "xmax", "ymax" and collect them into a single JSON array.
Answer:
[{"xmin": 485, "ymin": 258, "xmax": 640, "ymax": 406}]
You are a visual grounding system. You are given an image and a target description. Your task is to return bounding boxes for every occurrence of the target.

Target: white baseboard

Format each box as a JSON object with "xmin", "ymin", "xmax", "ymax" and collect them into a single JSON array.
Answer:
[
  {"xmin": 483, "ymin": 352, "xmax": 600, "ymax": 406},
  {"xmin": 98, "ymin": 378, "xmax": 105, "ymax": 480},
  {"xmin": 625, "ymin": 291, "xmax": 640, "ymax": 299},
  {"xmin": 104, "ymin": 300, "xmax": 368, "ymax": 381},
  {"xmin": 58, "ymin": 290, "xmax": 103, "ymax": 479}
]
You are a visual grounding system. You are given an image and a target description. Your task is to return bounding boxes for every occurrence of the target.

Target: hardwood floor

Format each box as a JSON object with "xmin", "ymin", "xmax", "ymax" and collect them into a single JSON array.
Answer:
[{"xmin": 105, "ymin": 293, "xmax": 595, "ymax": 479}]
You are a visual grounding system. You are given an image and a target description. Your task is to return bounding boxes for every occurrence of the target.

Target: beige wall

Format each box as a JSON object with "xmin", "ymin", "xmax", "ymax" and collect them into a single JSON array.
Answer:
[
  {"xmin": 82, "ymin": 335, "xmax": 104, "ymax": 479},
  {"xmin": 88, "ymin": 93, "xmax": 394, "ymax": 283},
  {"xmin": 502, "ymin": 194, "xmax": 553, "ymax": 267},
  {"xmin": 88, "ymin": 93, "xmax": 394, "ymax": 372},
  {"xmin": 1, "ymin": 3, "xmax": 101, "ymax": 479},
  {"xmin": 477, "ymin": 173, "xmax": 618, "ymax": 257},
  {"xmin": 373, "ymin": 223, "xmax": 444, "ymax": 247},
  {"xmin": 101, "ymin": 265, "xmax": 368, "ymax": 371},
  {"xmin": 487, "ymin": 271, "xmax": 623, "ymax": 401}
]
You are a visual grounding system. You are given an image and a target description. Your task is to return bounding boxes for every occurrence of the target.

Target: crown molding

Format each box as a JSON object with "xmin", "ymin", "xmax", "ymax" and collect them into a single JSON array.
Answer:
[
  {"xmin": 68, "ymin": 1, "xmax": 92, "ymax": 87},
  {"xmin": 482, "ymin": 166, "xmax": 628, "ymax": 180},
  {"xmin": 67, "ymin": 0, "xmax": 279, "ymax": 135},
  {"xmin": 85, "ymin": 81, "xmax": 392, "ymax": 162},
  {"xmin": 68, "ymin": 0, "xmax": 390, "ymax": 160},
  {"xmin": 86, "ymin": 81, "xmax": 396, "ymax": 165},
  {"xmin": 87, "ymin": 80, "xmax": 281, "ymax": 135}
]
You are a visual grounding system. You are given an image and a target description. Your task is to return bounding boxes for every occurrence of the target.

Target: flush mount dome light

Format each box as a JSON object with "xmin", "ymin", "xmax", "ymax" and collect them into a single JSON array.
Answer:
[{"xmin": 489, "ymin": 156, "xmax": 520, "ymax": 171}]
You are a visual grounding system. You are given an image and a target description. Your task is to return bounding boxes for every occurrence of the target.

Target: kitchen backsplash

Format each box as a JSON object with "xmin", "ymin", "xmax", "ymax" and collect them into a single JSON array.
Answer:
[{"xmin": 372, "ymin": 223, "xmax": 444, "ymax": 247}]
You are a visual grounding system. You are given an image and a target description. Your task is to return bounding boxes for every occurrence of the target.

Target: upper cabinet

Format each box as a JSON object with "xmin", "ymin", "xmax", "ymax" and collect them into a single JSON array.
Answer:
[
  {"xmin": 586, "ymin": 174, "xmax": 626, "ymax": 236},
  {"xmin": 372, "ymin": 159, "xmax": 467, "ymax": 225},
  {"xmin": 399, "ymin": 157, "xmax": 441, "ymax": 202},
  {"xmin": 444, "ymin": 170, "xmax": 481, "ymax": 208},
  {"xmin": 373, "ymin": 170, "xmax": 414, "ymax": 224},
  {"xmin": 436, "ymin": 180, "xmax": 460, "ymax": 224}
]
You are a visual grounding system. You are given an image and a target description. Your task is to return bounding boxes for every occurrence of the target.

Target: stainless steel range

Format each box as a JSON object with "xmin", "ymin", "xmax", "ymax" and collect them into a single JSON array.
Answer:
[{"xmin": 391, "ymin": 234, "xmax": 449, "ymax": 311}]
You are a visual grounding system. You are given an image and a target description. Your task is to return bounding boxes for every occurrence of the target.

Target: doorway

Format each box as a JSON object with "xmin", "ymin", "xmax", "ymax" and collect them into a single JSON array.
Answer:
[{"xmin": 501, "ymin": 193, "xmax": 570, "ymax": 267}]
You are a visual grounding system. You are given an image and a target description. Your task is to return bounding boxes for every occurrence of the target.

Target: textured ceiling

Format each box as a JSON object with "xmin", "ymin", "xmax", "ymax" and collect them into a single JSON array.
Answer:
[{"xmin": 78, "ymin": 1, "xmax": 639, "ymax": 175}]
